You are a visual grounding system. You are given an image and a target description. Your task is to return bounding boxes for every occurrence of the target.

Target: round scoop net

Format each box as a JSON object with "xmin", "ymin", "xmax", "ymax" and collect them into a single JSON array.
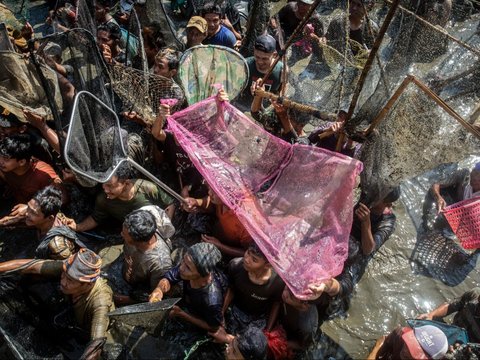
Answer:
[{"xmin": 64, "ymin": 91, "xmax": 183, "ymax": 202}]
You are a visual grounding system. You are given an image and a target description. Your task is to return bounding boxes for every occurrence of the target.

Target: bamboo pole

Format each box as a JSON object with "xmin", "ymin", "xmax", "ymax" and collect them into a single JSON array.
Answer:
[
  {"xmin": 254, "ymin": 88, "xmax": 336, "ymax": 121},
  {"xmin": 385, "ymin": 0, "xmax": 480, "ymax": 58},
  {"xmin": 336, "ymin": 0, "xmax": 402, "ymax": 151},
  {"xmin": 363, "ymin": 75, "xmax": 480, "ymax": 140},
  {"xmin": 259, "ymin": 0, "xmax": 323, "ymax": 86},
  {"xmin": 364, "ymin": 75, "xmax": 414, "ymax": 136},
  {"xmin": 411, "ymin": 77, "xmax": 480, "ymax": 140}
]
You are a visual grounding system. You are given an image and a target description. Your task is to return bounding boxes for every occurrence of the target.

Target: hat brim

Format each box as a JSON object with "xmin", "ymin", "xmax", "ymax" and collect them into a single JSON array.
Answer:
[{"xmin": 187, "ymin": 24, "xmax": 207, "ymax": 34}]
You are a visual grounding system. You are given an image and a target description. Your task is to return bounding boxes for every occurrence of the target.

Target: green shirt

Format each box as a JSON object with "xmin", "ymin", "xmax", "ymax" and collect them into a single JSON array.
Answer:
[{"xmin": 92, "ymin": 179, "xmax": 174, "ymax": 224}]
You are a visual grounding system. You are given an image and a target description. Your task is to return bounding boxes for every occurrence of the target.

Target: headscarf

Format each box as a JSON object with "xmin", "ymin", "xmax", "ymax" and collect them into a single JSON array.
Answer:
[{"xmin": 63, "ymin": 248, "xmax": 102, "ymax": 282}]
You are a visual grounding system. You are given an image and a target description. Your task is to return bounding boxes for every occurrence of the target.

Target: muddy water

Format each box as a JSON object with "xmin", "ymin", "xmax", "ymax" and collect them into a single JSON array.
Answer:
[{"xmin": 321, "ymin": 156, "xmax": 480, "ymax": 358}]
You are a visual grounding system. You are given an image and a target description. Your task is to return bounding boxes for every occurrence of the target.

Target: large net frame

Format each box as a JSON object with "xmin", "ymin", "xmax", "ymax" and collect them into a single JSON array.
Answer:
[
  {"xmin": 65, "ymin": 91, "xmax": 184, "ymax": 202},
  {"xmin": 263, "ymin": 0, "xmax": 480, "ymax": 202},
  {"xmin": 168, "ymin": 96, "xmax": 362, "ymax": 298},
  {"xmin": 109, "ymin": 64, "xmax": 185, "ymax": 124},
  {"xmin": 178, "ymin": 45, "xmax": 249, "ymax": 104},
  {"xmin": 35, "ymin": 28, "xmax": 114, "ymax": 113},
  {"xmin": 0, "ymin": 50, "xmax": 62, "ymax": 122}
]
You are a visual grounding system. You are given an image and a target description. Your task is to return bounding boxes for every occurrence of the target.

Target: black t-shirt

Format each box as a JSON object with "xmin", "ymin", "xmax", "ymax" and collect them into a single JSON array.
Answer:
[
  {"xmin": 164, "ymin": 266, "xmax": 228, "ymax": 328},
  {"xmin": 278, "ymin": 2, "xmax": 325, "ymax": 40},
  {"xmin": 228, "ymin": 257, "xmax": 285, "ymax": 316},
  {"xmin": 156, "ymin": 131, "xmax": 206, "ymax": 195},
  {"xmin": 281, "ymin": 303, "xmax": 318, "ymax": 347}
]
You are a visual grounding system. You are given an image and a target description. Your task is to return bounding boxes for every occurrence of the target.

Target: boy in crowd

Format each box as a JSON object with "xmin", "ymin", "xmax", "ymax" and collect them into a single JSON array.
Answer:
[
  {"xmin": 224, "ymin": 242, "xmax": 285, "ymax": 333},
  {"xmin": 202, "ymin": 3, "xmax": 236, "ymax": 48},
  {"xmin": 117, "ymin": 208, "xmax": 174, "ymax": 303},
  {"xmin": 185, "ymin": 16, "xmax": 208, "ymax": 49},
  {"xmin": 0, "ymin": 134, "xmax": 60, "ymax": 206},
  {"xmin": 67, "ymin": 163, "xmax": 174, "ymax": 233},
  {"xmin": 149, "ymin": 243, "xmax": 227, "ymax": 332},
  {"xmin": 0, "ymin": 248, "xmax": 114, "ymax": 359}
]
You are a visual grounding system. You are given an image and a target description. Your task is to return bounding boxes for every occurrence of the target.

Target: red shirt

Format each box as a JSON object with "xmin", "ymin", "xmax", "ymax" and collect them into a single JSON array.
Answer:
[
  {"xmin": 214, "ymin": 204, "xmax": 252, "ymax": 249},
  {"xmin": 3, "ymin": 160, "xmax": 60, "ymax": 203}
]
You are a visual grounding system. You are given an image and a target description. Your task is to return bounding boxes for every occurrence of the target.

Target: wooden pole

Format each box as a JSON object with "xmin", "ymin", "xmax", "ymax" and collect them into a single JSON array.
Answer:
[
  {"xmin": 363, "ymin": 75, "xmax": 480, "ymax": 140},
  {"xmin": 364, "ymin": 75, "xmax": 414, "ymax": 136},
  {"xmin": 336, "ymin": 0, "xmax": 402, "ymax": 151},
  {"xmin": 254, "ymin": 88, "xmax": 336, "ymax": 121}
]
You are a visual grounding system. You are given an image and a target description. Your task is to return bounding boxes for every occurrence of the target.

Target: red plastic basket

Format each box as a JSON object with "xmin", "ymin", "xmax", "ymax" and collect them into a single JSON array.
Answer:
[{"xmin": 443, "ymin": 196, "xmax": 480, "ymax": 249}]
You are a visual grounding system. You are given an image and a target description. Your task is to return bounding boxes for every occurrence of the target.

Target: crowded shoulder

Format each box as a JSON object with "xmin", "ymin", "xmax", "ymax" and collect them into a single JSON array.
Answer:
[{"xmin": 0, "ymin": 0, "xmax": 478, "ymax": 359}]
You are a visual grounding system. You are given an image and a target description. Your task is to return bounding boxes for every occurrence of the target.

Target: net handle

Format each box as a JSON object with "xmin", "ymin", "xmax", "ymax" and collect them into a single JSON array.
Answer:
[
  {"xmin": 254, "ymin": 88, "xmax": 336, "ymax": 121},
  {"xmin": 128, "ymin": 159, "xmax": 186, "ymax": 203}
]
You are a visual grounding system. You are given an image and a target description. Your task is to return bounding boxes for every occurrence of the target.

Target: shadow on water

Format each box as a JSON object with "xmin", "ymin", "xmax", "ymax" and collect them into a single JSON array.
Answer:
[{"xmin": 410, "ymin": 230, "xmax": 480, "ymax": 287}]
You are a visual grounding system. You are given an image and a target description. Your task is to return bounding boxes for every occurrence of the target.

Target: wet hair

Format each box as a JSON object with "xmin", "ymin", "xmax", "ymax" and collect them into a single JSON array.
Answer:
[
  {"xmin": 383, "ymin": 186, "xmax": 401, "ymax": 203},
  {"xmin": 0, "ymin": 134, "xmax": 32, "ymax": 161},
  {"xmin": 154, "ymin": 48, "xmax": 181, "ymax": 71},
  {"xmin": 97, "ymin": 22, "xmax": 122, "ymax": 41},
  {"xmin": 236, "ymin": 326, "xmax": 268, "ymax": 360},
  {"xmin": 248, "ymin": 242, "xmax": 267, "ymax": 260},
  {"xmin": 124, "ymin": 209, "xmax": 157, "ymax": 242},
  {"xmin": 113, "ymin": 162, "xmax": 135, "ymax": 182},
  {"xmin": 202, "ymin": 2, "xmax": 224, "ymax": 17},
  {"xmin": 32, "ymin": 185, "xmax": 63, "ymax": 217}
]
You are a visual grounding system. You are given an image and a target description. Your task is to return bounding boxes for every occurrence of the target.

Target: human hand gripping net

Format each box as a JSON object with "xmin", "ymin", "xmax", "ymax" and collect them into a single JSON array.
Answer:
[{"xmin": 64, "ymin": 91, "xmax": 185, "ymax": 202}]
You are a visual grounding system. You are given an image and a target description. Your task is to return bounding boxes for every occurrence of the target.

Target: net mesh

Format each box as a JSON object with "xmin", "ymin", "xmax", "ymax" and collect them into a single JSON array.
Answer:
[
  {"xmin": 0, "ymin": 51, "xmax": 62, "ymax": 121},
  {"xmin": 178, "ymin": 45, "xmax": 249, "ymax": 104},
  {"xmin": 168, "ymin": 97, "xmax": 362, "ymax": 298},
  {"xmin": 65, "ymin": 91, "xmax": 127, "ymax": 184},
  {"xmin": 110, "ymin": 64, "xmax": 185, "ymax": 124},
  {"xmin": 36, "ymin": 28, "xmax": 114, "ymax": 112},
  {"xmin": 270, "ymin": 0, "xmax": 480, "ymax": 201}
]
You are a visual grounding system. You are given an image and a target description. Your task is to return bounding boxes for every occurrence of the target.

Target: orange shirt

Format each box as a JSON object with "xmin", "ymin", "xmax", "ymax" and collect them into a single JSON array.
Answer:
[
  {"xmin": 214, "ymin": 204, "xmax": 252, "ymax": 249},
  {"xmin": 3, "ymin": 160, "xmax": 60, "ymax": 203}
]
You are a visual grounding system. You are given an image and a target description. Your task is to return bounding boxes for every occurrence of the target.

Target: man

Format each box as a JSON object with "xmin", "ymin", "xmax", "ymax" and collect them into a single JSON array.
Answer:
[
  {"xmin": 325, "ymin": 0, "xmax": 377, "ymax": 55},
  {"xmin": 183, "ymin": 185, "xmax": 252, "ymax": 258},
  {"xmin": 185, "ymin": 16, "xmax": 208, "ymax": 49},
  {"xmin": 152, "ymin": 47, "xmax": 181, "ymax": 79},
  {"xmin": 97, "ymin": 23, "xmax": 128, "ymax": 65},
  {"xmin": 209, "ymin": 325, "xmax": 268, "ymax": 360},
  {"xmin": 121, "ymin": 208, "xmax": 174, "ymax": 295},
  {"xmin": 149, "ymin": 243, "xmax": 227, "ymax": 333},
  {"xmin": 25, "ymin": 185, "xmax": 83, "ymax": 260},
  {"xmin": 368, "ymin": 324, "xmax": 448, "ymax": 359},
  {"xmin": 277, "ymin": 0, "xmax": 325, "ymax": 64},
  {"xmin": 0, "ymin": 248, "xmax": 114, "ymax": 359},
  {"xmin": 67, "ymin": 163, "xmax": 175, "ymax": 232},
  {"xmin": 224, "ymin": 243, "xmax": 285, "ymax": 333},
  {"xmin": 0, "ymin": 134, "xmax": 60, "ymax": 205},
  {"xmin": 431, "ymin": 163, "xmax": 480, "ymax": 212},
  {"xmin": 201, "ymin": 3, "xmax": 236, "ymax": 48},
  {"xmin": 0, "ymin": 105, "xmax": 54, "ymax": 163},
  {"xmin": 349, "ymin": 187, "xmax": 400, "ymax": 258},
  {"xmin": 418, "ymin": 287, "xmax": 480, "ymax": 343},
  {"xmin": 94, "ymin": 0, "xmax": 119, "ymax": 27},
  {"xmin": 236, "ymin": 34, "xmax": 284, "ymax": 112}
]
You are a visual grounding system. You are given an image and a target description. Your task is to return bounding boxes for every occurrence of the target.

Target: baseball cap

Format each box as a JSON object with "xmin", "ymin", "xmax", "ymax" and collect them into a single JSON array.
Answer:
[
  {"xmin": 414, "ymin": 325, "xmax": 448, "ymax": 359},
  {"xmin": 299, "ymin": 0, "xmax": 315, "ymax": 5},
  {"xmin": 0, "ymin": 105, "xmax": 22, "ymax": 128},
  {"xmin": 187, "ymin": 16, "xmax": 208, "ymax": 34},
  {"xmin": 254, "ymin": 34, "xmax": 276, "ymax": 53}
]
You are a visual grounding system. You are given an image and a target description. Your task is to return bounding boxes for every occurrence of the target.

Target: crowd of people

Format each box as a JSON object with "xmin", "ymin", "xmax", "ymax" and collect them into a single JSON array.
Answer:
[{"xmin": 0, "ymin": 0, "xmax": 478, "ymax": 359}]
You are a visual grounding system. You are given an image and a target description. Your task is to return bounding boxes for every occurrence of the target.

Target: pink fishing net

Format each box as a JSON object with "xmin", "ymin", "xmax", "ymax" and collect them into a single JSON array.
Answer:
[{"xmin": 168, "ymin": 97, "xmax": 363, "ymax": 299}]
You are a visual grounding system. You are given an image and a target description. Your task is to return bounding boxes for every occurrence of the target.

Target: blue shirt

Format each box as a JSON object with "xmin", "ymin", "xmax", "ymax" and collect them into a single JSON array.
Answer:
[{"xmin": 203, "ymin": 25, "xmax": 236, "ymax": 48}]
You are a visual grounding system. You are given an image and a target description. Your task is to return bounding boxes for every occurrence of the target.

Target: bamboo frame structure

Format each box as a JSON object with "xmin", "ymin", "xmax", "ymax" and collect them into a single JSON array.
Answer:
[{"xmin": 364, "ymin": 75, "xmax": 480, "ymax": 140}]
